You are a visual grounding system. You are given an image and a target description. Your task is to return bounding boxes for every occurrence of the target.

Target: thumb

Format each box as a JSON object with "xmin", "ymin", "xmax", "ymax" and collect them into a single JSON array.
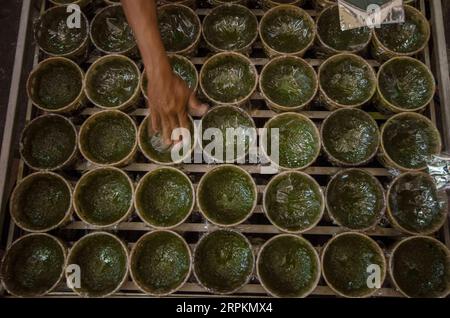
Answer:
[{"xmin": 188, "ymin": 93, "xmax": 209, "ymax": 117}]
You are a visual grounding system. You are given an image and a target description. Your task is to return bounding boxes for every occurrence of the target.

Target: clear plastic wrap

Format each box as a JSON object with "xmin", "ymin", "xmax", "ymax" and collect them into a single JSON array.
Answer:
[
  {"xmin": 326, "ymin": 169, "xmax": 385, "ymax": 231},
  {"xmin": 138, "ymin": 115, "xmax": 195, "ymax": 165},
  {"xmin": 262, "ymin": 113, "xmax": 320, "ymax": 170},
  {"xmin": 263, "ymin": 171, "xmax": 324, "ymax": 233},
  {"xmin": 91, "ymin": 5, "xmax": 136, "ymax": 54},
  {"xmin": 321, "ymin": 108, "xmax": 380, "ymax": 166},
  {"xmin": 35, "ymin": 6, "xmax": 88, "ymax": 56},
  {"xmin": 377, "ymin": 57, "xmax": 435, "ymax": 112},
  {"xmin": 260, "ymin": 6, "xmax": 315, "ymax": 54},
  {"xmin": 387, "ymin": 171, "xmax": 448, "ymax": 235},
  {"xmin": 158, "ymin": 4, "xmax": 201, "ymax": 53},
  {"xmin": 380, "ymin": 113, "xmax": 441, "ymax": 171},
  {"xmin": 427, "ymin": 154, "xmax": 450, "ymax": 190},
  {"xmin": 85, "ymin": 55, "xmax": 140, "ymax": 110},
  {"xmin": 319, "ymin": 54, "xmax": 376, "ymax": 107},
  {"xmin": 260, "ymin": 56, "xmax": 317, "ymax": 109},
  {"xmin": 203, "ymin": 4, "xmax": 258, "ymax": 51},
  {"xmin": 317, "ymin": 5, "xmax": 371, "ymax": 53},
  {"xmin": 201, "ymin": 53, "xmax": 257, "ymax": 104},
  {"xmin": 200, "ymin": 105, "xmax": 256, "ymax": 163}
]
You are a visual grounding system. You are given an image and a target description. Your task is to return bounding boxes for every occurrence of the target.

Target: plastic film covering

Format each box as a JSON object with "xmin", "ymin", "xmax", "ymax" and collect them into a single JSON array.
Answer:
[
  {"xmin": 387, "ymin": 171, "xmax": 447, "ymax": 235},
  {"xmin": 326, "ymin": 169, "xmax": 385, "ymax": 230},
  {"xmin": 260, "ymin": 6, "xmax": 315, "ymax": 54},
  {"xmin": 381, "ymin": 113, "xmax": 441, "ymax": 171},
  {"xmin": 378, "ymin": 57, "xmax": 435, "ymax": 111},
  {"xmin": 375, "ymin": 5, "xmax": 429, "ymax": 54},
  {"xmin": 86, "ymin": 56, "xmax": 140, "ymax": 109},
  {"xmin": 319, "ymin": 54, "xmax": 376, "ymax": 106},
  {"xmin": 201, "ymin": 53, "xmax": 257, "ymax": 104},
  {"xmin": 203, "ymin": 4, "xmax": 257, "ymax": 52},
  {"xmin": 200, "ymin": 106, "xmax": 256, "ymax": 163},
  {"xmin": 317, "ymin": 5, "xmax": 371, "ymax": 53},
  {"xmin": 263, "ymin": 113, "xmax": 320, "ymax": 170},
  {"xmin": 138, "ymin": 115, "xmax": 195, "ymax": 165},
  {"xmin": 91, "ymin": 5, "xmax": 136, "ymax": 54},
  {"xmin": 158, "ymin": 5, "xmax": 200, "ymax": 53},
  {"xmin": 261, "ymin": 56, "xmax": 317, "ymax": 108},
  {"xmin": 427, "ymin": 154, "xmax": 450, "ymax": 190},
  {"xmin": 35, "ymin": 6, "xmax": 89, "ymax": 56},
  {"xmin": 321, "ymin": 108, "xmax": 380, "ymax": 165},
  {"xmin": 263, "ymin": 172, "xmax": 324, "ymax": 233}
]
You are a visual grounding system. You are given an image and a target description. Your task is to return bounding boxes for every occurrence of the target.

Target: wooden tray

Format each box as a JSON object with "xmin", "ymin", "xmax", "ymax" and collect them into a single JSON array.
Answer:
[{"xmin": 0, "ymin": 0, "xmax": 449, "ymax": 298}]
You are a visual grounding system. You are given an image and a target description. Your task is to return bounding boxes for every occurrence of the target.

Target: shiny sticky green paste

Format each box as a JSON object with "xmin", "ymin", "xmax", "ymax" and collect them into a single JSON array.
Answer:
[
  {"xmin": 132, "ymin": 231, "xmax": 190, "ymax": 294},
  {"xmin": 376, "ymin": 8, "xmax": 428, "ymax": 53},
  {"xmin": 69, "ymin": 234, "xmax": 127, "ymax": 297},
  {"xmin": 202, "ymin": 55, "xmax": 256, "ymax": 103},
  {"xmin": 320, "ymin": 56, "xmax": 374, "ymax": 105},
  {"xmin": 323, "ymin": 234, "xmax": 384, "ymax": 297},
  {"xmin": 261, "ymin": 8, "xmax": 314, "ymax": 53},
  {"xmin": 264, "ymin": 172, "xmax": 322, "ymax": 232},
  {"xmin": 195, "ymin": 230, "xmax": 253, "ymax": 293},
  {"xmin": 76, "ymin": 169, "xmax": 132, "ymax": 226},
  {"xmin": 261, "ymin": 58, "xmax": 316, "ymax": 107},
  {"xmin": 201, "ymin": 107, "xmax": 255, "ymax": 162},
  {"xmin": 392, "ymin": 238, "xmax": 450, "ymax": 298},
  {"xmin": 327, "ymin": 170, "xmax": 384, "ymax": 230},
  {"xmin": 91, "ymin": 5, "xmax": 135, "ymax": 53},
  {"xmin": 322, "ymin": 109, "xmax": 379, "ymax": 164},
  {"xmin": 318, "ymin": 5, "xmax": 371, "ymax": 51},
  {"xmin": 258, "ymin": 236, "xmax": 319, "ymax": 297},
  {"xmin": 36, "ymin": 7, "xmax": 87, "ymax": 55},
  {"xmin": 2, "ymin": 235, "xmax": 65, "ymax": 296},
  {"xmin": 158, "ymin": 6, "xmax": 199, "ymax": 52},
  {"xmin": 137, "ymin": 168, "xmax": 193, "ymax": 227},
  {"xmin": 379, "ymin": 58, "xmax": 434, "ymax": 110},
  {"xmin": 88, "ymin": 59, "xmax": 139, "ymax": 108},
  {"xmin": 265, "ymin": 114, "xmax": 319, "ymax": 169},
  {"xmin": 389, "ymin": 173, "xmax": 445, "ymax": 233},
  {"xmin": 383, "ymin": 115, "xmax": 440, "ymax": 170},
  {"xmin": 15, "ymin": 174, "xmax": 70, "ymax": 231},
  {"xmin": 83, "ymin": 112, "xmax": 136, "ymax": 164},
  {"xmin": 198, "ymin": 166, "xmax": 256, "ymax": 225},
  {"xmin": 203, "ymin": 5, "xmax": 257, "ymax": 51},
  {"xmin": 22, "ymin": 116, "xmax": 76, "ymax": 169},
  {"xmin": 32, "ymin": 60, "xmax": 82, "ymax": 110}
]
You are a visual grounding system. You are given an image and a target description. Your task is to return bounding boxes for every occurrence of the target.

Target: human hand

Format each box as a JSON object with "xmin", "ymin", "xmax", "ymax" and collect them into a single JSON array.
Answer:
[{"xmin": 147, "ymin": 67, "xmax": 208, "ymax": 146}]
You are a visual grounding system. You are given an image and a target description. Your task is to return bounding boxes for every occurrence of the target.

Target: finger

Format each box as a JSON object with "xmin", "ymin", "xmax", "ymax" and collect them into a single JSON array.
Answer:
[
  {"xmin": 177, "ymin": 111, "xmax": 190, "ymax": 131},
  {"xmin": 150, "ymin": 109, "xmax": 161, "ymax": 134},
  {"xmin": 188, "ymin": 93, "xmax": 209, "ymax": 117},
  {"xmin": 161, "ymin": 115, "xmax": 173, "ymax": 146},
  {"xmin": 169, "ymin": 115, "xmax": 180, "ymax": 143}
]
